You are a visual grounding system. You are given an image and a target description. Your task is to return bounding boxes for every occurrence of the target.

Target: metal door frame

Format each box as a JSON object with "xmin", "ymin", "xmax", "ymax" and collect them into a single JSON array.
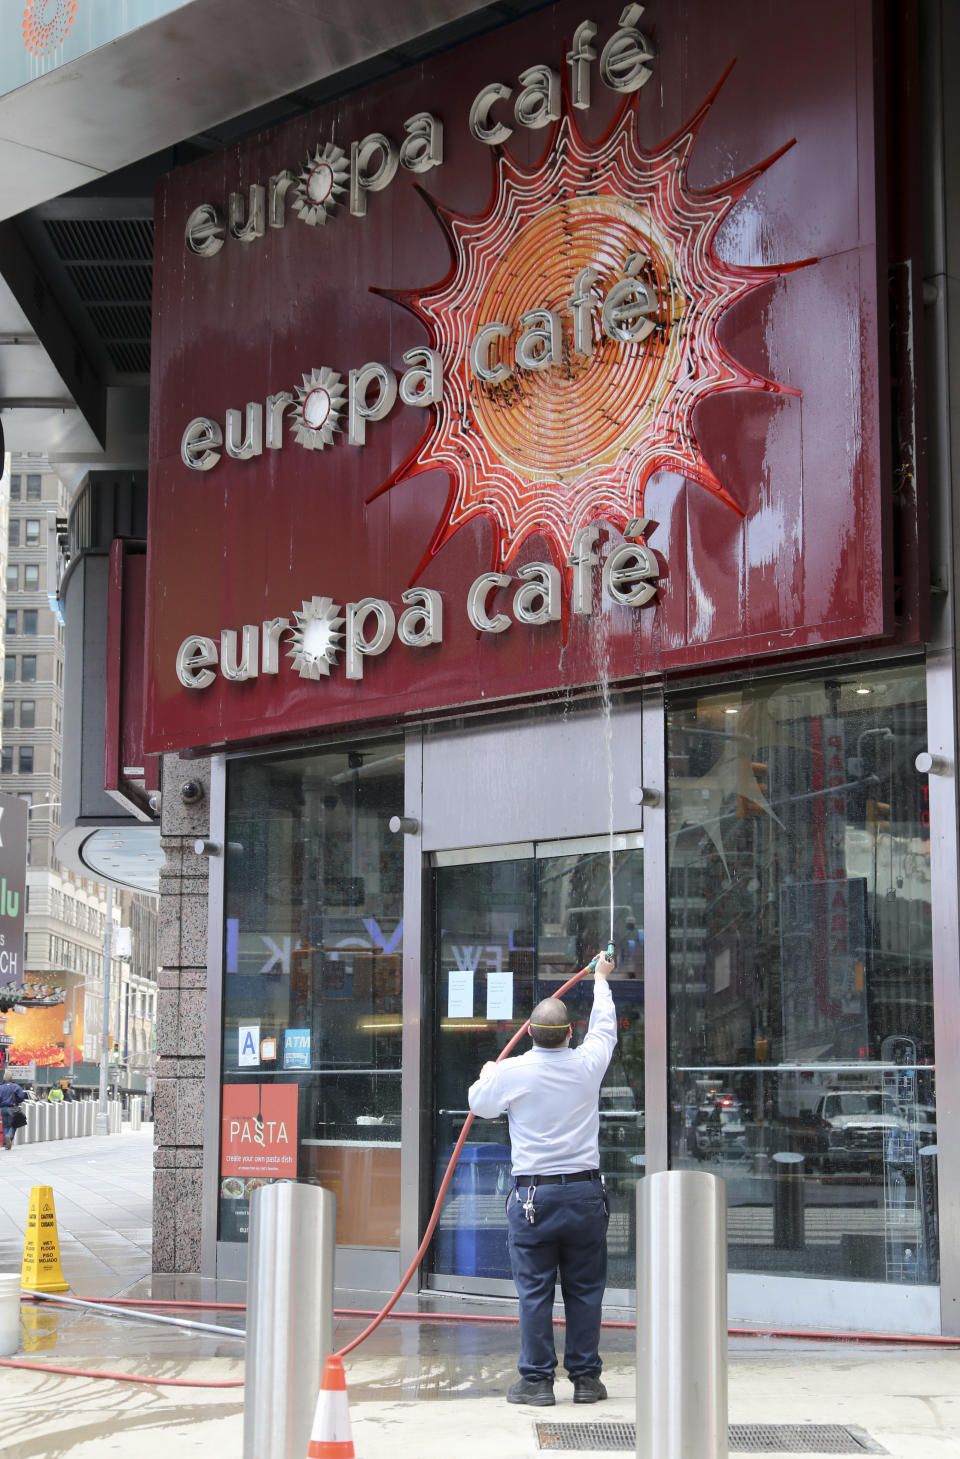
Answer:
[{"xmin": 400, "ymin": 692, "xmax": 664, "ymax": 1307}]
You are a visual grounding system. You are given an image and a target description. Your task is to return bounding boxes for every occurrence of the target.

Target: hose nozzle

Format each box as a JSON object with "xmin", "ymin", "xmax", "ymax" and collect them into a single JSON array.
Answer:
[{"xmin": 587, "ymin": 942, "xmax": 616, "ymax": 971}]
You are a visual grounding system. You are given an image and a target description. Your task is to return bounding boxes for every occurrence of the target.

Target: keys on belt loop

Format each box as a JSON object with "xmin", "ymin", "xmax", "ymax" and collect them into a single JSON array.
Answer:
[{"xmin": 516, "ymin": 1182, "xmax": 536, "ymax": 1224}]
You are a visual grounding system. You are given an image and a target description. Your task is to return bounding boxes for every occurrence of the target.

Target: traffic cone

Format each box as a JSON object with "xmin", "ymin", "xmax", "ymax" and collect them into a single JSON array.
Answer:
[{"xmin": 307, "ymin": 1354, "xmax": 355, "ymax": 1459}]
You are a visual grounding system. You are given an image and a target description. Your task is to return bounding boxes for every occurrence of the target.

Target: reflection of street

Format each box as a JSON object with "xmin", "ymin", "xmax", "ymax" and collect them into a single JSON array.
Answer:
[{"xmin": 674, "ymin": 1153, "xmax": 934, "ymax": 1280}]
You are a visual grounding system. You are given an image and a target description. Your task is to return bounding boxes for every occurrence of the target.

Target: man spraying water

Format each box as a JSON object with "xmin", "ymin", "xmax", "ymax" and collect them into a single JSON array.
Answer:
[{"xmin": 467, "ymin": 947, "xmax": 617, "ymax": 1407}]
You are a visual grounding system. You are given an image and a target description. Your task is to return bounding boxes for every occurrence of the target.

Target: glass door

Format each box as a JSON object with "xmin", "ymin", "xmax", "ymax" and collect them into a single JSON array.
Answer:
[{"xmin": 430, "ymin": 836, "xmax": 644, "ymax": 1294}]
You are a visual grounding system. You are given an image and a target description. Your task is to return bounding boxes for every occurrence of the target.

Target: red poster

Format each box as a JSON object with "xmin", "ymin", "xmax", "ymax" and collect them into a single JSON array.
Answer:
[{"xmin": 220, "ymin": 1083, "xmax": 298, "ymax": 1179}]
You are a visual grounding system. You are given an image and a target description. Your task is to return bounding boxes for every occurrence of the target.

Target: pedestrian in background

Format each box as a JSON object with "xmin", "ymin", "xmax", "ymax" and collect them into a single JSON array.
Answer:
[{"xmin": 0, "ymin": 1069, "xmax": 26, "ymax": 1150}]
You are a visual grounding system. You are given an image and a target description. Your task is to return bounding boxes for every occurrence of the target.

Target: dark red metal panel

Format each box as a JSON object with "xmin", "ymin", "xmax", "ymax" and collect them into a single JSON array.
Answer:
[
  {"xmin": 105, "ymin": 541, "xmax": 158, "ymax": 810},
  {"xmin": 145, "ymin": 0, "xmax": 902, "ymax": 755}
]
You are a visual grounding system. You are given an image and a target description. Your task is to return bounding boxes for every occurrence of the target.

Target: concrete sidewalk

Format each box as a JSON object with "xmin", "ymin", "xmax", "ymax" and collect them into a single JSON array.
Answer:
[
  {"xmin": 1, "ymin": 1135, "xmax": 960, "ymax": 1457},
  {"xmin": 0, "ymin": 1125, "xmax": 154, "ymax": 1293},
  {"xmin": 4, "ymin": 1311, "xmax": 960, "ymax": 1459}
]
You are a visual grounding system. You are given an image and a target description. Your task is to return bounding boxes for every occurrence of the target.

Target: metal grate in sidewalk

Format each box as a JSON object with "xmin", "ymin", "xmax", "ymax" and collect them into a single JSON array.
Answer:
[{"xmin": 536, "ymin": 1422, "xmax": 887, "ymax": 1453}]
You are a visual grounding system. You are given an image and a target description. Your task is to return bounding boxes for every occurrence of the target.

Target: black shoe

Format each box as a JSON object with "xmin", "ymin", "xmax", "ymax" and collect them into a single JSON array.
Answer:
[
  {"xmin": 572, "ymin": 1376, "xmax": 607, "ymax": 1404},
  {"xmin": 507, "ymin": 1377, "xmax": 555, "ymax": 1406}
]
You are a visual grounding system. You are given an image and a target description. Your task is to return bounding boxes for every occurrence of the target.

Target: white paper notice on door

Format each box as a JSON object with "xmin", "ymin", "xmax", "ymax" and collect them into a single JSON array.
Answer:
[
  {"xmin": 447, "ymin": 969, "xmax": 475, "ymax": 1019},
  {"xmin": 486, "ymin": 970, "xmax": 514, "ymax": 1021}
]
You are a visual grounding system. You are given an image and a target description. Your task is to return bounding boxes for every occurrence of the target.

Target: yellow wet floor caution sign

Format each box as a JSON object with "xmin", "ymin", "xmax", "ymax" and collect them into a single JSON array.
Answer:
[{"xmin": 21, "ymin": 1185, "xmax": 69, "ymax": 1293}]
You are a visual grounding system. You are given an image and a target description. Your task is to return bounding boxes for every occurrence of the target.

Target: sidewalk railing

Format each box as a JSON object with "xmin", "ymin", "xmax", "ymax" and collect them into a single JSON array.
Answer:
[{"xmin": 11, "ymin": 1098, "xmax": 145, "ymax": 1145}]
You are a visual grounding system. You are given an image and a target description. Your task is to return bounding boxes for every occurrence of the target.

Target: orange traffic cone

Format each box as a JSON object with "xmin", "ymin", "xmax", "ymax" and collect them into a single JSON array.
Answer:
[{"xmin": 307, "ymin": 1354, "xmax": 355, "ymax": 1459}]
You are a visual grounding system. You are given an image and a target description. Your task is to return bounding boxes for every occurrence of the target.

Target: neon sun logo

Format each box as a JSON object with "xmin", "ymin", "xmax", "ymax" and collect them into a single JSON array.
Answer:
[{"xmin": 379, "ymin": 67, "xmax": 809, "ymax": 576}]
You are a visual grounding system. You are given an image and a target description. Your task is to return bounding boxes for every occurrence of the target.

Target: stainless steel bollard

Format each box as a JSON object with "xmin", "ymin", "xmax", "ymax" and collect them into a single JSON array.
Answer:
[
  {"xmin": 129, "ymin": 1097, "xmax": 142, "ymax": 1131},
  {"xmin": 66, "ymin": 1102, "xmax": 80, "ymax": 1138},
  {"xmin": 35, "ymin": 1102, "xmax": 49, "ymax": 1142},
  {"xmin": 108, "ymin": 1100, "xmax": 122, "ymax": 1134},
  {"xmin": 244, "ymin": 1182, "xmax": 336, "ymax": 1459},
  {"xmin": 771, "ymin": 1151, "xmax": 805, "ymax": 1251},
  {"xmin": 52, "ymin": 1102, "xmax": 65, "ymax": 1140},
  {"xmin": 23, "ymin": 1102, "xmax": 38, "ymax": 1144},
  {"xmin": 637, "ymin": 1170, "xmax": 728, "ymax": 1459},
  {"xmin": 86, "ymin": 1100, "xmax": 96, "ymax": 1136}
]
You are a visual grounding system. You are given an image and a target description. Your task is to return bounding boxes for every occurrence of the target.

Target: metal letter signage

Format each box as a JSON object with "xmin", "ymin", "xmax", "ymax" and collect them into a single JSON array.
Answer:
[{"xmin": 146, "ymin": 0, "xmax": 898, "ymax": 754}]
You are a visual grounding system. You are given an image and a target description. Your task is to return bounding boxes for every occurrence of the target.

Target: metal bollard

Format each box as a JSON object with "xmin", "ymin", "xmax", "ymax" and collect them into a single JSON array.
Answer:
[
  {"xmin": 35, "ymin": 1102, "xmax": 49, "ymax": 1142},
  {"xmin": 52, "ymin": 1102, "xmax": 65, "ymax": 1141},
  {"xmin": 22, "ymin": 1102, "xmax": 38, "ymax": 1144},
  {"xmin": 129, "ymin": 1097, "xmax": 142, "ymax": 1131},
  {"xmin": 108, "ymin": 1100, "xmax": 122, "ymax": 1134},
  {"xmin": 919, "ymin": 1145, "xmax": 939, "ymax": 1283},
  {"xmin": 66, "ymin": 1102, "xmax": 79, "ymax": 1138},
  {"xmin": 771, "ymin": 1151, "xmax": 805, "ymax": 1250},
  {"xmin": 244, "ymin": 1182, "xmax": 335, "ymax": 1459},
  {"xmin": 637, "ymin": 1170, "xmax": 727, "ymax": 1459},
  {"xmin": 85, "ymin": 1100, "xmax": 96, "ymax": 1136}
]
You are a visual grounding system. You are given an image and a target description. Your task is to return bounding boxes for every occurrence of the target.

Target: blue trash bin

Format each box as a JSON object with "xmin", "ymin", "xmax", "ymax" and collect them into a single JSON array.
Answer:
[{"xmin": 434, "ymin": 1143, "xmax": 513, "ymax": 1279}]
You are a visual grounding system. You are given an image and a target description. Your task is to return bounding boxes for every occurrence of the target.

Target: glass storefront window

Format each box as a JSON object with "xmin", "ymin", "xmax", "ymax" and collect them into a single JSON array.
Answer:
[
  {"xmin": 220, "ymin": 738, "xmax": 404, "ymax": 1246},
  {"xmin": 431, "ymin": 839, "xmax": 644, "ymax": 1290},
  {"xmin": 666, "ymin": 664, "xmax": 936, "ymax": 1285}
]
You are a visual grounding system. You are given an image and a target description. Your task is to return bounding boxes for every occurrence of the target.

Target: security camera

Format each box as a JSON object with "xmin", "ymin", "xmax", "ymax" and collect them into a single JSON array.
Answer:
[{"xmin": 180, "ymin": 780, "xmax": 205, "ymax": 805}]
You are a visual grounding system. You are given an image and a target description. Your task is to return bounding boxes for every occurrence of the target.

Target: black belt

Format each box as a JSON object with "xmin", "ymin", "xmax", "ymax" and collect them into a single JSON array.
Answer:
[{"xmin": 513, "ymin": 1170, "xmax": 600, "ymax": 1186}]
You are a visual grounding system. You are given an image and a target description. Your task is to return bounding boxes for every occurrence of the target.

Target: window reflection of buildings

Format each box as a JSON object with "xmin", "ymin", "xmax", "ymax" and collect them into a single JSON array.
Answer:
[{"xmin": 669, "ymin": 677, "xmax": 931, "ymax": 1080}]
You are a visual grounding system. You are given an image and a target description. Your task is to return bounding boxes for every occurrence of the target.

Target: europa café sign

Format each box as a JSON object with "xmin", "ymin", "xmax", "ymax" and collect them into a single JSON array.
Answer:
[{"xmin": 145, "ymin": 0, "xmax": 888, "ymax": 754}]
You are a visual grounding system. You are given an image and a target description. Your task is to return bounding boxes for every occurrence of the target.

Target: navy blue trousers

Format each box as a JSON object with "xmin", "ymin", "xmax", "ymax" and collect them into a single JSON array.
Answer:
[{"xmin": 506, "ymin": 1177, "xmax": 609, "ymax": 1381}]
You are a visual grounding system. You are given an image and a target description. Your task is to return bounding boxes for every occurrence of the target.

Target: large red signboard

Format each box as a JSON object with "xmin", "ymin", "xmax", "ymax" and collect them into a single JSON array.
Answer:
[{"xmin": 146, "ymin": 0, "xmax": 890, "ymax": 754}]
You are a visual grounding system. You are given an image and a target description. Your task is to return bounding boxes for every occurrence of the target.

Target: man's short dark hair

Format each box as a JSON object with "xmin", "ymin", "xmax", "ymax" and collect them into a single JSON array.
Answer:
[{"xmin": 529, "ymin": 997, "xmax": 570, "ymax": 1049}]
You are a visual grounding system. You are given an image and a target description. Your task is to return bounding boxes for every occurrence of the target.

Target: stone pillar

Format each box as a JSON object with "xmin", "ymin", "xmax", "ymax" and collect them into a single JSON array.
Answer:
[{"xmin": 153, "ymin": 755, "xmax": 212, "ymax": 1272}]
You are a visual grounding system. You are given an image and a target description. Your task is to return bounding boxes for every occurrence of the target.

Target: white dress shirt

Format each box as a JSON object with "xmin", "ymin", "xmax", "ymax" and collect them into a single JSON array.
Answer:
[{"xmin": 467, "ymin": 979, "xmax": 618, "ymax": 1175}]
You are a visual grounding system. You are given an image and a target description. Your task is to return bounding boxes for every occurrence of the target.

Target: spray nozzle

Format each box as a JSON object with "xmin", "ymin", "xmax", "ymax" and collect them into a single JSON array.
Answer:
[{"xmin": 587, "ymin": 943, "xmax": 616, "ymax": 971}]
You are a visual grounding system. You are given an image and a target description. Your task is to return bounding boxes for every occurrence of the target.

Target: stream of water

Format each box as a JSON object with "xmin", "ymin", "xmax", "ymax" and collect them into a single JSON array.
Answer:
[{"xmin": 592, "ymin": 597, "xmax": 617, "ymax": 950}]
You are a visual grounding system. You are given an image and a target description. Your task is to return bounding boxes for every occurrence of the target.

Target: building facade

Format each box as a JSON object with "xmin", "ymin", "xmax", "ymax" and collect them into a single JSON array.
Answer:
[
  {"xmin": 0, "ymin": 453, "xmax": 158, "ymax": 1089},
  {"xmin": 136, "ymin": 0, "xmax": 960, "ymax": 1341},
  {"xmin": 1, "ymin": 0, "xmax": 957, "ymax": 1341}
]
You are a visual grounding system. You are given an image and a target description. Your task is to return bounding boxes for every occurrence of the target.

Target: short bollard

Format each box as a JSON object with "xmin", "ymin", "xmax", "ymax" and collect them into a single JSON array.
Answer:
[
  {"xmin": 637, "ymin": 1170, "xmax": 727, "ymax": 1459},
  {"xmin": 919, "ymin": 1145, "xmax": 939, "ymax": 1282},
  {"xmin": 772, "ymin": 1151, "xmax": 806, "ymax": 1251},
  {"xmin": 243, "ymin": 1182, "xmax": 335, "ymax": 1459}
]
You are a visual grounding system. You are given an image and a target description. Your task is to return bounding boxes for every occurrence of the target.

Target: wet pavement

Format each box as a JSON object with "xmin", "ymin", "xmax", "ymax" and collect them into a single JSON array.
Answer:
[
  {"xmin": 0, "ymin": 1126, "xmax": 154, "ymax": 1296},
  {"xmin": 2, "ymin": 1135, "xmax": 960, "ymax": 1456}
]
